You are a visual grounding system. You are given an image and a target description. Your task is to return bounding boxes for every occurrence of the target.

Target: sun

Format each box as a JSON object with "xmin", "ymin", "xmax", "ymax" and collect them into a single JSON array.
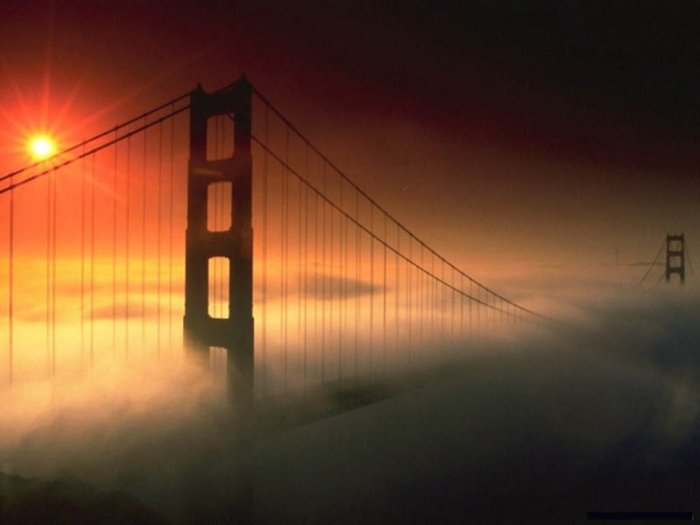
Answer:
[{"xmin": 28, "ymin": 134, "xmax": 56, "ymax": 160}]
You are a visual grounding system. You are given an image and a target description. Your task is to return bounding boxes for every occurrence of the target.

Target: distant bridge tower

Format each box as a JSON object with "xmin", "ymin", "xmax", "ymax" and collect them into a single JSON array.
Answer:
[
  {"xmin": 183, "ymin": 77, "xmax": 254, "ymax": 406},
  {"xmin": 665, "ymin": 233, "xmax": 685, "ymax": 283}
]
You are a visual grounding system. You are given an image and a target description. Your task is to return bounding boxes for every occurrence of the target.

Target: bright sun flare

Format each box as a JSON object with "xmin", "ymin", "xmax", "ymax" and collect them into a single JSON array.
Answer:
[{"xmin": 28, "ymin": 135, "xmax": 56, "ymax": 160}]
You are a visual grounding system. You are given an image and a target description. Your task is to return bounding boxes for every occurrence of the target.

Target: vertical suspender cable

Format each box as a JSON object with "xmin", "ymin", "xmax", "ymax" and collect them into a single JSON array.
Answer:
[
  {"xmin": 313, "ymin": 159, "xmax": 319, "ymax": 386},
  {"xmin": 112, "ymin": 129, "xmax": 118, "ymax": 356},
  {"xmin": 338, "ymin": 179, "xmax": 344, "ymax": 381},
  {"xmin": 321, "ymin": 161, "xmax": 327, "ymax": 384},
  {"xmin": 45, "ymin": 170, "xmax": 51, "ymax": 377},
  {"xmin": 51, "ymin": 165, "xmax": 57, "ymax": 375},
  {"xmin": 282, "ymin": 126, "xmax": 289, "ymax": 393},
  {"xmin": 298, "ymin": 149, "xmax": 303, "ymax": 388},
  {"xmin": 261, "ymin": 105, "xmax": 269, "ymax": 396},
  {"xmin": 382, "ymin": 212, "xmax": 387, "ymax": 374},
  {"xmin": 302, "ymin": 144, "xmax": 308, "ymax": 392},
  {"xmin": 51, "ymin": 168, "xmax": 55, "ymax": 375},
  {"xmin": 81, "ymin": 147, "xmax": 86, "ymax": 367},
  {"xmin": 420, "ymin": 245, "xmax": 424, "ymax": 361},
  {"xmin": 451, "ymin": 268, "xmax": 455, "ymax": 346},
  {"xmin": 141, "ymin": 118, "xmax": 148, "ymax": 354},
  {"xmin": 477, "ymin": 285, "xmax": 481, "ymax": 327},
  {"xmin": 441, "ymin": 263, "xmax": 445, "ymax": 353},
  {"xmin": 90, "ymin": 154, "xmax": 96, "ymax": 365},
  {"xmin": 8, "ymin": 179, "xmax": 14, "ymax": 383},
  {"xmin": 460, "ymin": 274, "xmax": 464, "ymax": 345},
  {"xmin": 431, "ymin": 253, "xmax": 435, "ymax": 358},
  {"xmin": 447, "ymin": 268, "xmax": 451, "ymax": 346},
  {"xmin": 492, "ymin": 292, "xmax": 496, "ymax": 326},
  {"xmin": 125, "ymin": 135, "xmax": 131, "ymax": 360},
  {"xmin": 407, "ymin": 238, "xmax": 412, "ymax": 365},
  {"xmin": 434, "ymin": 255, "xmax": 438, "ymax": 356},
  {"xmin": 328, "ymin": 164, "xmax": 334, "ymax": 381},
  {"xmin": 469, "ymin": 278, "xmax": 473, "ymax": 332},
  {"xmin": 157, "ymin": 121, "xmax": 163, "ymax": 359},
  {"xmin": 421, "ymin": 247, "xmax": 425, "ymax": 359},
  {"xmin": 395, "ymin": 225, "xmax": 400, "ymax": 364},
  {"xmin": 355, "ymin": 191, "xmax": 362, "ymax": 377},
  {"xmin": 168, "ymin": 106, "xmax": 175, "ymax": 350},
  {"xmin": 368, "ymin": 205, "xmax": 374, "ymax": 376}
]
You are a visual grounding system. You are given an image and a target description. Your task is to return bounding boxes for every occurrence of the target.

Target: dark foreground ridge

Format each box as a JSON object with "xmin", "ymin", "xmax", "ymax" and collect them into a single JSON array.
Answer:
[{"xmin": 0, "ymin": 472, "xmax": 167, "ymax": 525}]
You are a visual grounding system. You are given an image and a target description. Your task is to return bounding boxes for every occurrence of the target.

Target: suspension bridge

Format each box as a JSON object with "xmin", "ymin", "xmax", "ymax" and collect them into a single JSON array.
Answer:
[{"xmin": 0, "ymin": 76, "xmax": 548, "ymax": 414}]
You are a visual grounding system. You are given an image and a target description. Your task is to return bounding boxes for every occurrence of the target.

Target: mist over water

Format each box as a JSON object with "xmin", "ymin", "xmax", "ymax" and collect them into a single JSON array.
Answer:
[{"xmin": 2, "ymin": 271, "xmax": 700, "ymax": 523}]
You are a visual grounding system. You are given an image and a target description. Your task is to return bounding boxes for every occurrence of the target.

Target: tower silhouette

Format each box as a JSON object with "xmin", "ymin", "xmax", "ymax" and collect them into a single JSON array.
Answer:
[
  {"xmin": 183, "ymin": 77, "xmax": 254, "ymax": 407},
  {"xmin": 665, "ymin": 233, "xmax": 685, "ymax": 283}
]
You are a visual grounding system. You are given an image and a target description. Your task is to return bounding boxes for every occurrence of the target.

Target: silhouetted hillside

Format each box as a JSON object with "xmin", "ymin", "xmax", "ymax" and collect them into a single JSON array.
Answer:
[{"xmin": 0, "ymin": 472, "xmax": 168, "ymax": 525}]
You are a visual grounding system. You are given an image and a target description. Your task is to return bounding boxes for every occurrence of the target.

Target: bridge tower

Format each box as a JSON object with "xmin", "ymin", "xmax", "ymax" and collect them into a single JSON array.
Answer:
[
  {"xmin": 665, "ymin": 233, "xmax": 685, "ymax": 283},
  {"xmin": 184, "ymin": 77, "xmax": 254, "ymax": 406}
]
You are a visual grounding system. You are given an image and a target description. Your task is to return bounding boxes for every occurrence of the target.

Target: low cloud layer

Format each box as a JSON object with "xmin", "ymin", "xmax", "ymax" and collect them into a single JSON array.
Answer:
[{"xmin": 2, "ymin": 276, "xmax": 700, "ymax": 523}]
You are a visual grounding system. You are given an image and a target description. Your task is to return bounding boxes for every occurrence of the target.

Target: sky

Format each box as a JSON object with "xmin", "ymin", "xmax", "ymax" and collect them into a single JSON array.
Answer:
[
  {"xmin": 3, "ymin": 3, "xmax": 700, "ymax": 522},
  {"xmin": 2, "ymin": 0, "xmax": 699, "ymax": 270}
]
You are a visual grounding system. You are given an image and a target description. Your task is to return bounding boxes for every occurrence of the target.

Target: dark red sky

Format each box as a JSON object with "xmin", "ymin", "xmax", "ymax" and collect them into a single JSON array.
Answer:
[{"xmin": 2, "ymin": 0, "xmax": 699, "ymax": 268}]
